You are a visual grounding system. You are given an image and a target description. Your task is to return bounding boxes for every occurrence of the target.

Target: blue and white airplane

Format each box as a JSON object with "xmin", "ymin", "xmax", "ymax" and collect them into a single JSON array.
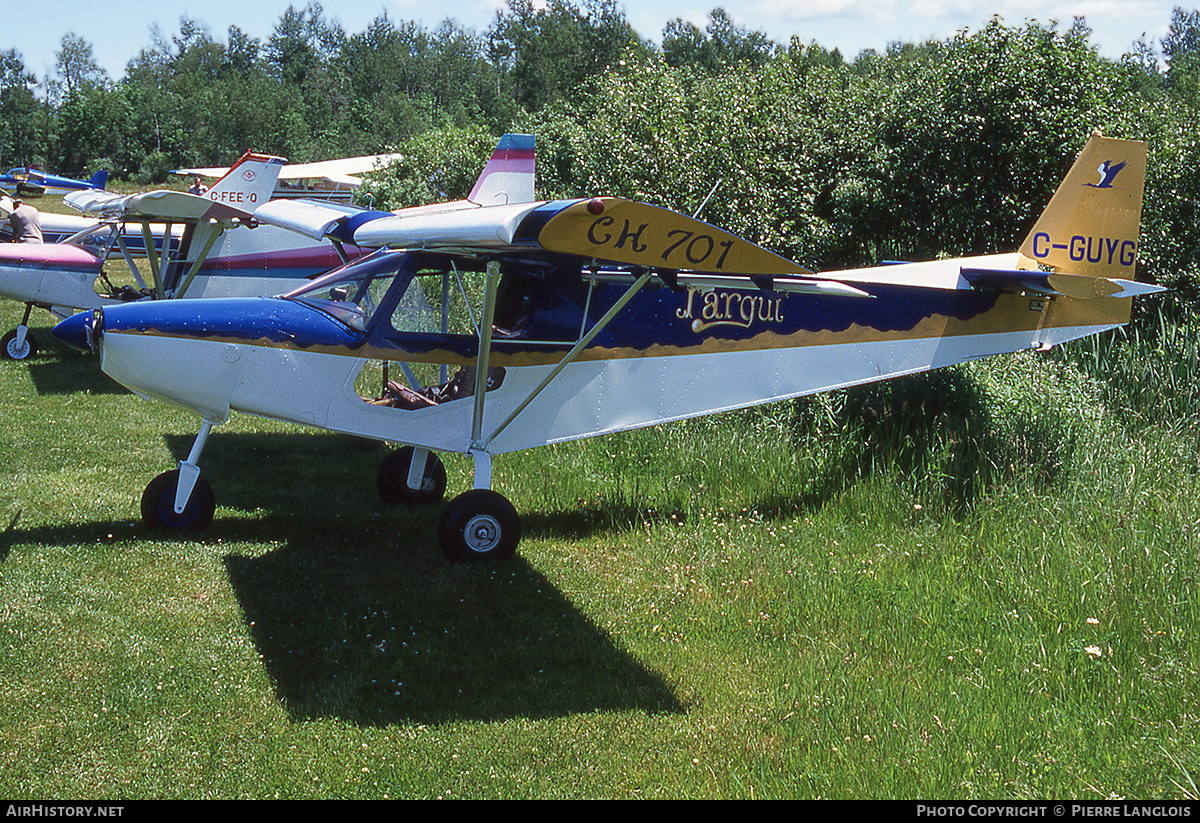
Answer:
[
  {"xmin": 53, "ymin": 131, "xmax": 1162, "ymax": 563},
  {"xmin": 0, "ymin": 167, "xmax": 107, "ymax": 197}
]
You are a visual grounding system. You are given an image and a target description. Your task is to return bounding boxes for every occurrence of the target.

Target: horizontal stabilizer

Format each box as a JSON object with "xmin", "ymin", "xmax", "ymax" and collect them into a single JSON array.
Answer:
[{"xmin": 961, "ymin": 267, "xmax": 1165, "ymax": 299}]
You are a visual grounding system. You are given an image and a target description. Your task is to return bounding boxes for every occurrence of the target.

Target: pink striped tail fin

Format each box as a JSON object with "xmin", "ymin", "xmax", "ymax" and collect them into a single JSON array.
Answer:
[{"xmin": 468, "ymin": 134, "xmax": 535, "ymax": 206}]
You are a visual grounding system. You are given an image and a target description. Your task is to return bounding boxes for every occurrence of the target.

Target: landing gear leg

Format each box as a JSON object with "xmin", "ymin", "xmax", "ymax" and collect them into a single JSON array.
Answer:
[
  {"xmin": 377, "ymin": 446, "xmax": 447, "ymax": 505},
  {"xmin": 141, "ymin": 419, "xmax": 217, "ymax": 531},
  {"xmin": 437, "ymin": 450, "xmax": 521, "ymax": 563},
  {"xmin": 2, "ymin": 305, "xmax": 37, "ymax": 360}
]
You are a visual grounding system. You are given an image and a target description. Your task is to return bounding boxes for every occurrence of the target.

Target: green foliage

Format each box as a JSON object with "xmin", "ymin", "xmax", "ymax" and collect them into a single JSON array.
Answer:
[
  {"xmin": 1164, "ymin": 6, "xmax": 1200, "ymax": 85},
  {"xmin": 662, "ymin": 8, "xmax": 775, "ymax": 72},
  {"xmin": 0, "ymin": 49, "xmax": 47, "ymax": 168},
  {"xmin": 488, "ymin": 0, "xmax": 651, "ymax": 111},
  {"xmin": 136, "ymin": 150, "xmax": 175, "ymax": 185},
  {"xmin": 355, "ymin": 125, "xmax": 499, "ymax": 210}
]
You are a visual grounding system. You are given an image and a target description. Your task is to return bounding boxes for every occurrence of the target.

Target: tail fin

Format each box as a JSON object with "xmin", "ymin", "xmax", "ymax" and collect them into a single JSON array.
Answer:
[
  {"xmin": 467, "ymin": 134, "xmax": 535, "ymax": 206},
  {"xmin": 1018, "ymin": 130, "xmax": 1147, "ymax": 280},
  {"xmin": 204, "ymin": 151, "xmax": 287, "ymax": 213},
  {"xmin": 88, "ymin": 169, "xmax": 108, "ymax": 190}
]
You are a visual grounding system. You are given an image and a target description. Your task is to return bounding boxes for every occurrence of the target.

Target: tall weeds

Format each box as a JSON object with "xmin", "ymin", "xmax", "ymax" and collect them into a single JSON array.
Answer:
[{"xmin": 1056, "ymin": 294, "xmax": 1200, "ymax": 432}]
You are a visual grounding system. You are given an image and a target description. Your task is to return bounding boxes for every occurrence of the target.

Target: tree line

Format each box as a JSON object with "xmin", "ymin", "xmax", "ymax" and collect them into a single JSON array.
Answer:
[{"xmin": 0, "ymin": 1, "xmax": 1197, "ymax": 287}]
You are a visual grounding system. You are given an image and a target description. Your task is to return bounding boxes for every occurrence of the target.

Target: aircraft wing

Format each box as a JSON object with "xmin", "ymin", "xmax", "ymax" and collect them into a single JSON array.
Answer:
[
  {"xmin": 260, "ymin": 195, "xmax": 1167, "ymax": 301},
  {"xmin": 277, "ymin": 154, "xmax": 402, "ymax": 184},
  {"xmin": 174, "ymin": 154, "xmax": 401, "ymax": 187},
  {"xmin": 257, "ymin": 195, "xmax": 823, "ymax": 283},
  {"xmin": 254, "ymin": 199, "xmax": 391, "ymax": 241},
  {"xmin": 65, "ymin": 189, "xmax": 254, "ymax": 222}
]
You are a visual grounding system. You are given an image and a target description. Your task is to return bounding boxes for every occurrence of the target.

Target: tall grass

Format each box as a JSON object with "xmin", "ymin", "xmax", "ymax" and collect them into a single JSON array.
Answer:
[{"xmin": 1057, "ymin": 294, "xmax": 1200, "ymax": 429}]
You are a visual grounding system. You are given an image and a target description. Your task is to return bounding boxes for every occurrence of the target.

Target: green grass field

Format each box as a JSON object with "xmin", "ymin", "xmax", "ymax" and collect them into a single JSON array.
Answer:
[{"xmin": 0, "ymin": 201, "xmax": 1197, "ymax": 797}]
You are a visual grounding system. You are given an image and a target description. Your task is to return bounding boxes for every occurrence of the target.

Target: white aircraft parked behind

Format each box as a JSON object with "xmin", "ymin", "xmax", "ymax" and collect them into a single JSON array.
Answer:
[{"xmin": 173, "ymin": 153, "xmax": 403, "ymax": 202}]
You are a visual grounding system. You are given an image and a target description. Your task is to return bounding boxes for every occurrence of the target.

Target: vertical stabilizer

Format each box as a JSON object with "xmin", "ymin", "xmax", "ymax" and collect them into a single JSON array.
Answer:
[
  {"xmin": 204, "ymin": 151, "xmax": 287, "ymax": 212},
  {"xmin": 467, "ymin": 134, "xmax": 536, "ymax": 206},
  {"xmin": 1018, "ymin": 131, "xmax": 1146, "ymax": 279}
]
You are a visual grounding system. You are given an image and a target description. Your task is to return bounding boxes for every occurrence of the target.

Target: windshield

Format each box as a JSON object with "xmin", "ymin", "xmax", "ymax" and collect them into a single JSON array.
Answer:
[
  {"xmin": 61, "ymin": 222, "xmax": 118, "ymax": 252},
  {"xmin": 284, "ymin": 249, "xmax": 418, "ymax": 331}
]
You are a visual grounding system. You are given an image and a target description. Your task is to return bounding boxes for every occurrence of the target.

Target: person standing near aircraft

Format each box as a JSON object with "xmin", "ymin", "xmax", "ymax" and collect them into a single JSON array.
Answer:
[
  {"xmin": 187, "ymin": 176, "xmax": 207, "ymax": 196},
  {"xmin": 8, "ymin": 198, "xmax": 42, "ymax": 243}
]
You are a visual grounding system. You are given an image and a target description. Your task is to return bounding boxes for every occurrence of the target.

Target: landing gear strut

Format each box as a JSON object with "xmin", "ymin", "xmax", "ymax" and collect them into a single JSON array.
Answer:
[
  {"xmin": 140, "ymin": 419, "xmax": 218, "ymax": 532},
  {"xmin": 2, "ymin": 305, "xmax": 37, "ymax": 360}
]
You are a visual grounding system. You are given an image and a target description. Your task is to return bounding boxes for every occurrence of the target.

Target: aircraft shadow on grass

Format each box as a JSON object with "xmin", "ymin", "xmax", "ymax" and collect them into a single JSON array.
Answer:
[
  {"xmin": 0, "ymin": 510, "xmax": 682, "ymax": 726},
  {"xmin": 225, "ymin": 546, "xmax": 684, "ymax": 726},
  {"xmin": 133, "ymin": 429, "xmax": 686, "ymax": 725},
  {"xmin": 0, "ymin": 506, "xmax": 684, "ymax": 727}
]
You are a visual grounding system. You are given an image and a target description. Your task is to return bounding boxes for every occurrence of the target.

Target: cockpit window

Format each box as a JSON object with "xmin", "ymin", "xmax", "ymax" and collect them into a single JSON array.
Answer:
[{"xmin": 284, "ymin": 249, "xmax": 411, "ymax": 331}]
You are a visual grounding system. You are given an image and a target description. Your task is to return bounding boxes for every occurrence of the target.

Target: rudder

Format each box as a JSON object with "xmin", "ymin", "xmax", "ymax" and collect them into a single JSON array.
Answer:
[
  {"xmin": 1018, "ymin": 130, "xmax": 1146, "ymax": 280},
  {"xmin": 205, "ymin": 151, "xmax": 287, "ymax": 213},
  {"xmin": 467, "ymin": 134, "xmax": 535, "ymax": 206}
]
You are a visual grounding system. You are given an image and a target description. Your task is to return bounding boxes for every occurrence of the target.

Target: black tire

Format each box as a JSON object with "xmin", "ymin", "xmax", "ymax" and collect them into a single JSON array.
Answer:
[
  {"xmin": 141, "ymin": 470, "xmax": 216, "ymax": 532},
  {"xmin": 438, "ymin": 489, "xmax": 521, "ymax": 563},
  {"xmin": 377, "ymin": 447, "xmax": 447, "ymax": 505},
  {"xmin": 2, "ymin": 329, "xmax": 36, "ymax": 361}
]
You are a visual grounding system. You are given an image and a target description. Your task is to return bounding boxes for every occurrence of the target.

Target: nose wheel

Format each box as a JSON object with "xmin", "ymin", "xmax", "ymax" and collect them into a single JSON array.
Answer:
[
  {"xmin": 438, "ymin": 489, "xmax": 521, "ymax": 563},
  {"xmin": 3, "ymin": 306, "xmax": 38, "ymax": 360},
  {"xmin": 141, "ymin": 470, "xmax": 216, "ymax": 532}
]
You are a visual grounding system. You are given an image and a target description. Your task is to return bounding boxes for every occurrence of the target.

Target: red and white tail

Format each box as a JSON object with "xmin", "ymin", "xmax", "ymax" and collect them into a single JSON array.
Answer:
[{"xmin": 204, "ymin": 151, "xmax": 287, "ymax": 213}]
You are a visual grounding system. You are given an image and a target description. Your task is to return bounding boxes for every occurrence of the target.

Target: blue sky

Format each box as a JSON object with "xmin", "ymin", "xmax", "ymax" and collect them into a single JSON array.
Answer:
[{"xmin": 3, "ymin": 0, "xmax": 1183, "ymax": 82}]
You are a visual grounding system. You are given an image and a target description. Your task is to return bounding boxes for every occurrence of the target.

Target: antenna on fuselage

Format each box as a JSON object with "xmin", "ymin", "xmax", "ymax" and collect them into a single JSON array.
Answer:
[{"xmin": 692, "ymin": 179, "xmax": 722, "ymax": 220}]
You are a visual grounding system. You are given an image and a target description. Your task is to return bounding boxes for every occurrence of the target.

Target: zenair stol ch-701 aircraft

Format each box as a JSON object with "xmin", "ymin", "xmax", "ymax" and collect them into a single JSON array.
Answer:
[
  {"xmin": 0, "ymin": 166, "xmax": 108, "ymax": 197},
  {"xmin": 54, "ymin": 130, "xmax": 1162, "ymax": 563}
]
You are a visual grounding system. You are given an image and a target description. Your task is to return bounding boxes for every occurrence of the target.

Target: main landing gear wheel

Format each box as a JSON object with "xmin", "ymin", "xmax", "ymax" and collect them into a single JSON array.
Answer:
[
  {"xmin": 2, "ymin": 330, "xmax": 36, "ymax": 360},
  {"xmin": 377, "ymin": 447, "xmax": 447, "ymax": 505},
  {"xmin": 141, "ymin": 470, "xmax": 216, "ymax": 532},
  {"xmin": 438, "ymin": 489, "xmax": 521, "ymax": 563}
]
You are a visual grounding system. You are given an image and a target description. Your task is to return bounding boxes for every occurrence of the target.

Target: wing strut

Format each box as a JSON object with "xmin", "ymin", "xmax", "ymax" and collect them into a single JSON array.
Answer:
[
  {"xmin": 470, "ymin": 261, "xmax": 503, "ymax": 446},
  {"xmin": 175, "ymin": 222, "xmax": 226, "ymax": 298},
  {"xmin": 113, "ymin": 231, "xmax": 149, "ymax": 292},
  {"xmin": 480, "ymin": 269, "xmax": 654, "ymax": 449},
  {"xmin": 141, "ymin": 222, "xmax": 166, "ymax": 297}
]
